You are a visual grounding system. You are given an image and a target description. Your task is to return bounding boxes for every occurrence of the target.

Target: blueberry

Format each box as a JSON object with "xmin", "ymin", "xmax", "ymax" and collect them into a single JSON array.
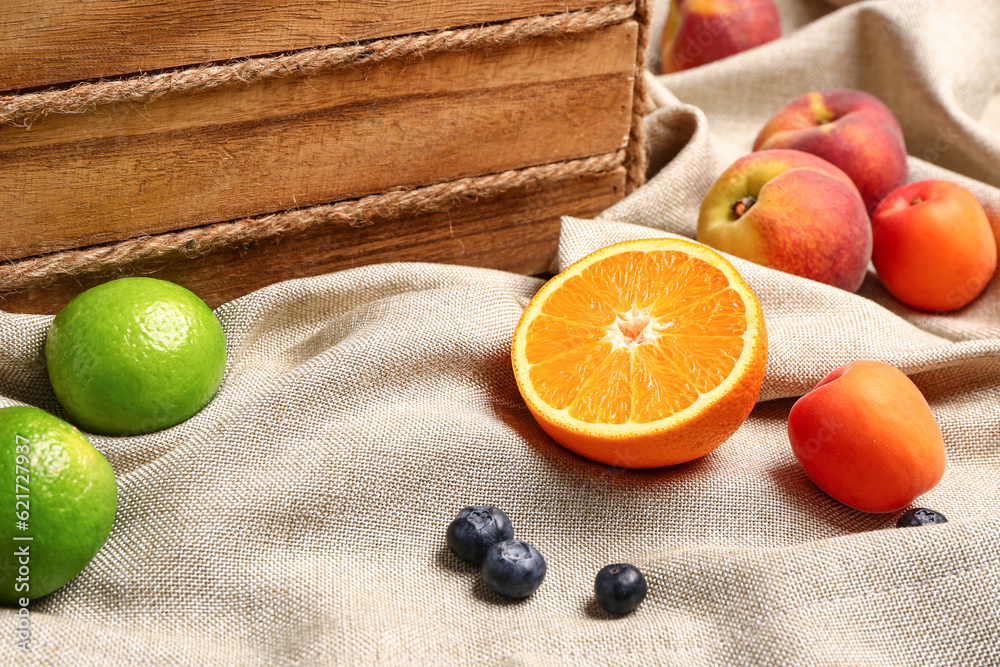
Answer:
[
  {"xmin": 446, "ymin": 506, "xmax": 514, "ymax": 564},
  {"xmin": 896, "ymin": 508, "xmax": 948, "ymax": 528},
  {"xmin": 594, "ymin": 563, "xmax": 647, "ymax": 615},
  {"xmin": 481, "ymin": 540, "xmax": 547, "ymax": 599}
]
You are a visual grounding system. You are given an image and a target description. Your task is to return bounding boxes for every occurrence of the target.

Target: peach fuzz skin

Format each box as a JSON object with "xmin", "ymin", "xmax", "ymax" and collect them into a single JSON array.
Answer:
[
  {"xmin": 872, "ymin": 180, "xmax": 997, "ymax": 312},
  {"xmin": 788, "ymin": 360, "xmax": 946, "ymax": 514},
  {"xmin": 661, "ymin": 0, "xmax": 781, "ymax": 74},
  {"xmin": 697, "ymin": 150, "xmax": 871, "ymax": 291},
  {"xmin": 754, "ymin": 90, "xmax": 907, "ymax": 213}
]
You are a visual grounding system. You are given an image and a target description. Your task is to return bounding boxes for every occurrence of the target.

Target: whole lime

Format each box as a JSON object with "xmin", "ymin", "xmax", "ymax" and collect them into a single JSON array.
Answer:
[
  {"xmin": 0, "ymin": 406, "xmax": 118, "ymax": 603},
  {"xmin": 45, "ymin": 277, "xmax": 227, "ymax": 436}
]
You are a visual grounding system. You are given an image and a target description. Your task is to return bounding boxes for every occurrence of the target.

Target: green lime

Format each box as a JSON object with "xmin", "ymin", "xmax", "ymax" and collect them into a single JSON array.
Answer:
[
  {"xmin": 45, "ymin": 277, "xmax": 227, "ymax": 436},
  {"xmin": 0, "ymin": 406, "xmax": 118, "ymax": 603}
]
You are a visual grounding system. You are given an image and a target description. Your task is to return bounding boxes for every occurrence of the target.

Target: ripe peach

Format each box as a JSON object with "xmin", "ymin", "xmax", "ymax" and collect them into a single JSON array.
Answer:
[
  {"xmin": 697, "ymin": 149, "xmax": 871, "ymax": 291},
  {"xmin": 872, "ymin": 180, "xmax": 997, "ymax": 312},
  {"xmin": 754, "ymin": 90, "xmax": 907, "ymax": 212},
  {"xmin": 788, "ymin": 360, "xmax": 946, "ymax": 514},
  {"xmin": 660, "ymin": 0, "xmax": 782, "ymax": 74}
]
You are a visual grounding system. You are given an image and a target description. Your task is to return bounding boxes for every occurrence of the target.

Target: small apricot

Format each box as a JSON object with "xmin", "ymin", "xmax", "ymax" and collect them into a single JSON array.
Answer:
[
  {"xmin": 787, "ymin": 360, "xmax": 945, "ymax": 513},
  {"xmin": 872, "ymin": 180, "xmax": 997, "ymax": 312}
]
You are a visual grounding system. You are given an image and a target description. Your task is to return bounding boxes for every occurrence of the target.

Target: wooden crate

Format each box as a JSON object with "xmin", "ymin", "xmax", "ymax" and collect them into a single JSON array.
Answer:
[{"xmin": 0, "ymin": 0, "xmax": 649, "ymax": 313}]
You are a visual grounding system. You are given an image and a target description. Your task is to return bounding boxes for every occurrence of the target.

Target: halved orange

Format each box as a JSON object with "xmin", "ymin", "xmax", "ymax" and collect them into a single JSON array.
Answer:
[{"xmin": 511, "ymin": 238, "xmax": 767, "ymax": 468}]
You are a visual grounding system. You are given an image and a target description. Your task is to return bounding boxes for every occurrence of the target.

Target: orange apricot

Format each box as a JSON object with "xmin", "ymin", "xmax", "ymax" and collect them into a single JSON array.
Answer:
[
  {"xmin": 872, "ymin": 180, "xmax": 997, "ymax": 312},
  {"xmin": 788, "ymin": 360, "xmax": 945, "ymax": 513}
]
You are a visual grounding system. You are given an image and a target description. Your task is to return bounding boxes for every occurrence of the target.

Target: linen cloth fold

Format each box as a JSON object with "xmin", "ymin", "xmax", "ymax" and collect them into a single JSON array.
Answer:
[{"xmin": 2, "ymin": 0, "xmax": 999, "ymax": 664}]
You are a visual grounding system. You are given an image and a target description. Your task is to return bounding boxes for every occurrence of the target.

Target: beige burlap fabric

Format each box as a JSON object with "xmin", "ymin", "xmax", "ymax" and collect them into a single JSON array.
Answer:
[{"xmin": 2, "ymin": 0, "xmax": 1000, "ymax": 664}]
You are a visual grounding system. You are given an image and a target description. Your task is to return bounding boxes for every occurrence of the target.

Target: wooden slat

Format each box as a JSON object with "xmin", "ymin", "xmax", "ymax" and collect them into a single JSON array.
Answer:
[
  {"xmin": 0, "ymin": 22, "xmax": 637, "ymax": 260},
  {"xmin": 0, "ymin": 167, "xmax": 625, "ymax": 314},
  {"xmin": 0, "ymin": 0, "xmax": 619, "ymax": 91}
]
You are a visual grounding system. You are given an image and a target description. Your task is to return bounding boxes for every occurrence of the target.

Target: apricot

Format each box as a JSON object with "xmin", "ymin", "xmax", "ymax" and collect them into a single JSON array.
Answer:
[
  {"xmin": 787, "ymin": 360, "xmax": 945, "ymax": 513},
  {"xmin": 872, "ymin": 180, "xmax": 997, "ymax": 312}
]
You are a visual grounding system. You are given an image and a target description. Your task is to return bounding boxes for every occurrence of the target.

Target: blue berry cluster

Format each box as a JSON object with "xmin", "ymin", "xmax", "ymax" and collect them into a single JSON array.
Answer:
[
  {"xmin": 446, "ymin": 506, "xmax": 649, "ymax": 614},
  {"xmin": 447, "ymin": 506, "xmax": 546, "ymax": 599}
]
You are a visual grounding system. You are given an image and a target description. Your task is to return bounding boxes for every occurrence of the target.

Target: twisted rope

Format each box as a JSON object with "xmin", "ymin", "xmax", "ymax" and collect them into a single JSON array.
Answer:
[
  {"xmin": 1, "ymin": 3, "xmax": 636, "ymax": 129},
  {"xmin": 0, "ymin": 152, "xmax": 624, "ymax": 290}
]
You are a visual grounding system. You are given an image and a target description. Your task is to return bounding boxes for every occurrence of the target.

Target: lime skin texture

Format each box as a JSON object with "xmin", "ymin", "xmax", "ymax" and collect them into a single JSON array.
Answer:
[
  {"xmin": 0, "ymin": 406, "xmax": 118, "ymax": 603},
  {"xmin": 45, "ymin": 277, "xmax": 227, "ymax": 436}
]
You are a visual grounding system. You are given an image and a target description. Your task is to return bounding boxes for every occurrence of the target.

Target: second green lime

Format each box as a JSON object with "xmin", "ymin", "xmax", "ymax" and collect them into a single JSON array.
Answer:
[
  {"xmin": 0, "ymin": 405, "xmax": 118, "ymax": 603},
  {"xmin": 45, "ymin": 277, "xmax": 227, "ymax": 436}
]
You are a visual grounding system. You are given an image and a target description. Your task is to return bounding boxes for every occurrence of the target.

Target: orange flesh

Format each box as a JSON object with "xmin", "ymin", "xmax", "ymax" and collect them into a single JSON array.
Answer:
[{"xmin": 524, "ymin": 250, "xmax": 747, "ymax": 425}]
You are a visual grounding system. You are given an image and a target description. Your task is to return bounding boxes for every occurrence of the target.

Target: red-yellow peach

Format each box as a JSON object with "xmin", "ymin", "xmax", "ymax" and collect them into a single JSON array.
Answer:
[
  {"xmin": 872, "ymin": 180, "xmax": 997, "ymax": 312},
  {"xmin": 754, "ymin": 90, "xmax": 907, "ymax": 212},
  {"xmin": 697, "ymin": 149, "xmax": 871, "ymax": 291},
  {"xmin": 788, "ymin": 360, "xmax": 946, "ymax": 514},
  {"xmin": 660, "ymin": 0, "xmax": 782, "ymax": 74}
]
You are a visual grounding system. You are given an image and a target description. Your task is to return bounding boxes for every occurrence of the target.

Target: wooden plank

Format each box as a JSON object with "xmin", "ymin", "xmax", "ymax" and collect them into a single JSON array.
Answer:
[
  {"xmin": 0, "ymin": 0, "xmax": 618, "ymax": 91},
  {"xmin": 0, "ymin": 167, "xmax": 625, "ymax": 314},
  {"xmin": 0, "ymin": 22, "xmax": 637, "ymax": 260}
]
